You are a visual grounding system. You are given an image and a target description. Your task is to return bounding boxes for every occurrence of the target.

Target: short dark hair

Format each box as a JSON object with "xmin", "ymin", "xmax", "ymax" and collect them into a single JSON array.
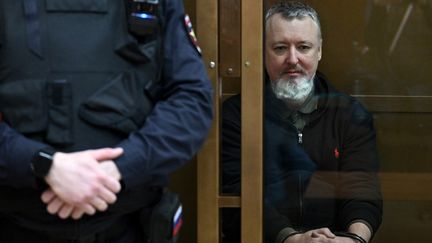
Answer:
[{"xmin": 265, "ymin": 1, "xmax": 322, "ymax": 39}]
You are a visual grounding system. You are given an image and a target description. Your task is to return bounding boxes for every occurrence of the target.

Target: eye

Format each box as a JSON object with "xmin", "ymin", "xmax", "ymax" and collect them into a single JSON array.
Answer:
[
  {"xmin": 273, "ymin": 45, "xmax": 287, "ymax": 54},
  {"xmin": 298, "ymin": 45, "xmax": 311, "ymax": 52}
]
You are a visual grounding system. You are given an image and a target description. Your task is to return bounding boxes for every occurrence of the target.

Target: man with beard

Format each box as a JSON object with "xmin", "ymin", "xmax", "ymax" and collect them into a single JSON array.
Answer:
[{"xmin": 221, "ymin": 1, "xmax": 382, "ymax": 243}]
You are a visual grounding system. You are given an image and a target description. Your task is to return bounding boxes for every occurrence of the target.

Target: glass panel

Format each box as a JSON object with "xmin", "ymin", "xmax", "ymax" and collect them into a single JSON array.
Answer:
[
  {"xmin": 348, "ymin": 0, "xmax": 432, "ymax": 95},
  {"xmin": 259, "ymin": 0, "xmax": 432, "ymax": 243},
  {"xmin": 220, "ymin": 208, "xmax": 241, "ymax": 243},
  {"xmin": 220, "ymin": 0, "xmax": 432, "ymax": 242}
]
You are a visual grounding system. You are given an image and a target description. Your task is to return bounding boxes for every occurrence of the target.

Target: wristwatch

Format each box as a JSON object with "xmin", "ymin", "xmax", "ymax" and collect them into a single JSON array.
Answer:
[{"xmin": 31, "ymin": 148, "xmax": 56, "ymax": 178}]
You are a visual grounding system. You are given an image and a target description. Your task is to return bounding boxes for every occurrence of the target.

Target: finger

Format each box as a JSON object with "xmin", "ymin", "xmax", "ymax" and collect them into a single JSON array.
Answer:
[
  {"xmin": 99, "ymin": 161, "xmax": 122, "ymax": 180},
  {"xmin": 71, "ymin": 208, "xmax": 86, "ymax": 220},
  {"xmin": 58, "ymin": 204, "xmax": 74, "ymax": 219},
  {"xmin": 311, "ymin": 231, "xmax": 321, "ymax": 238},
  {"xmin": 316, "ymin": 228, "xmax": 335, "ymax": 238},
  {"xmin": 91, "ymin": 197, "xmax": 108, "ymax": 212},
  {"xmin": 88, "ymin": 148, "xmax": 124, "ymax": 161},
  {"xmin": 98, "ymin": 187, "xmax": 117, "ymax": 204},
  {"xmin": 78, "ymin": 203, "xmax": 96, "ymax": 216},
  {"xmin": 103, "ymin": 177, "xmax": 122, "ymax": 194},
  {"xmin": 47, "ymin": 197, "xmax": 65, "ymax": 215},
  {"xmin": 41, "ymin": 189, "xmax": 56, "ymax": 203}
]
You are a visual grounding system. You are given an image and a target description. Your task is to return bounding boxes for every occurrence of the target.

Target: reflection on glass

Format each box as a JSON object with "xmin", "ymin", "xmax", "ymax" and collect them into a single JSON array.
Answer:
[{"xmin": 350, "ymin": 0, "xmax": 432, "ymax": 95}]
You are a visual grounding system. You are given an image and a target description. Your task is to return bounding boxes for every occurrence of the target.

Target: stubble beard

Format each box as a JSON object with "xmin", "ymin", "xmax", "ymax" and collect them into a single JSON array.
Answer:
[{"xmin": 271, "ymin": 75, "xmax": 314, "ymax": 107}]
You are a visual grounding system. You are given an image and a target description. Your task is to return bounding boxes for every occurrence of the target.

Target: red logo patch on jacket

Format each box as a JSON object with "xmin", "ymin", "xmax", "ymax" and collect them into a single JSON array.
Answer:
[{"xmin": 334, "ymin": 148, "xmax": 340, "ymax": 159}]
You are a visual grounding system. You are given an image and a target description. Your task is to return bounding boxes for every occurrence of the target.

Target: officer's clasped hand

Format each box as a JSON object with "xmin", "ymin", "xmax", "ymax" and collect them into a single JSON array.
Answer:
[{"xmin": 41, "ymin": 148, "xmax": 124, "ymax": 220}]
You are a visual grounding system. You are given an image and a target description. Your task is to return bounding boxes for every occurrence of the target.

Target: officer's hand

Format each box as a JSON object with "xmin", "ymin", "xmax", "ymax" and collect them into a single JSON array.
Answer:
[
  {"xmin": 99, "ymin": 160, "xmax": 122, "ymax": 181},
  {"xmin": 44, "ymin": 148, "xmax": 123, "ymax": 213},
  {"xmin": 42, "ymin": 159, "xmax": 123, "ymax": 219},
  {"xmin": 41, "ymin": 189, "xmax": 88, "ymax": 219}
]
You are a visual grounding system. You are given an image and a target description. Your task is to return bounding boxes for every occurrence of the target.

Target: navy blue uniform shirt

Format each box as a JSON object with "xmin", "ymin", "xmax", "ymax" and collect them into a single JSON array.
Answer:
[{"xmin": 0, "ymin": 0, "xmax": 213, "ymax": 191}]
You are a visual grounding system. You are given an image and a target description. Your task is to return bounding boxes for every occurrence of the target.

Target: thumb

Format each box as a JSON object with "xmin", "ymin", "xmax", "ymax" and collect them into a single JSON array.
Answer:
[{"xmin": 88, "ymin": 147, "xmax": 124, "ymax": 161}]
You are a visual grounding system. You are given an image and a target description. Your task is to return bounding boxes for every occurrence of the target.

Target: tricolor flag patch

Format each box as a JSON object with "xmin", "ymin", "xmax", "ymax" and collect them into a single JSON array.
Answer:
[
  {"xmin": 172, "ymin": 204, "xmax": 183, "ymax": 237},
  {"xmin": 184, "ymin": 14, "xmax": 202, "ymax": 55}
]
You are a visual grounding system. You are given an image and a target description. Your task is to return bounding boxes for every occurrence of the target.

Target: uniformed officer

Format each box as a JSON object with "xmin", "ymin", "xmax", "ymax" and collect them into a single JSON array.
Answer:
[{"xmin": 0, "ymin": 0, "xmax": 213, "ymax": 242}]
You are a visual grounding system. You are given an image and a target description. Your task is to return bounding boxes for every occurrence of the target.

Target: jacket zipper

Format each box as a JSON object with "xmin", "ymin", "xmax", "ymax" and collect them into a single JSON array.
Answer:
[
  {"xmin": 297, "ymin": 130, "xmax": 303, "ymax": 144},
  {"xmin": 297, "ymin": 128, "xmax": 304, "ymax": 224}
]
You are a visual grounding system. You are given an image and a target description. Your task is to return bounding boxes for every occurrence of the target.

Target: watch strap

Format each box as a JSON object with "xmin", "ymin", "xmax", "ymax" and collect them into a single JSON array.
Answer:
[{"xmin": 31, "ymin": 148, "xmax": 56, "ymax": 178}]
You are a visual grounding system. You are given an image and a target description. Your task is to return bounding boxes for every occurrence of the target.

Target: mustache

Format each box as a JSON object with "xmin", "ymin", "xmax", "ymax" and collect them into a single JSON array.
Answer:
[{"xmin": 278, "ymin": 68, "xmax": 304, "ymax": 76}]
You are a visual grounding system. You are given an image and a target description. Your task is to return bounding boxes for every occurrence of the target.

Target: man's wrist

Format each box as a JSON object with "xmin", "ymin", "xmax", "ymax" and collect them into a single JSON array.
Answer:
[
  {"xmin": 31, "ymin": 148, "xmax": 56, "ymax": 178},
  {"xmin": 277, "ymin": 227, "xmax": 302, "ymax": 243},
  {"xmin": 335, "ymin": 231, "xmax": 367, "ymax": 243}
]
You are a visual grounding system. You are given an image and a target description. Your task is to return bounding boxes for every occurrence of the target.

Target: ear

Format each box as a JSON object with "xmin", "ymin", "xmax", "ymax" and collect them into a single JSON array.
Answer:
[{"xmin": 318, "ymin": 39, "xmax": 323, "ymax": 61}]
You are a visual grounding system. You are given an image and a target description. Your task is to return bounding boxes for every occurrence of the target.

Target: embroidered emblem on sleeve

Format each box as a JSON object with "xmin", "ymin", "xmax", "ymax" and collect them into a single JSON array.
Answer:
[{"xmin": 184, "ymin": 14, "xmax": 202, "ymax": 55}]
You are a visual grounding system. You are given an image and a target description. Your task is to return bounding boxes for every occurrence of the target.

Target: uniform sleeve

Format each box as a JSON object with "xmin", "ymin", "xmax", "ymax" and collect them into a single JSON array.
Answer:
[
  {"xmin": 115, "ymin": 0, "xmax": 213, "ymax": 188},
  {"xmin": 0, "ymin": 123, "xmax": 48, "ymax": 188}
]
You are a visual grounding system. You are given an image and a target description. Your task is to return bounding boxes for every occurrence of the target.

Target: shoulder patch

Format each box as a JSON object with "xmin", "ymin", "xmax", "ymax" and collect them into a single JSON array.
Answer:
[{"xmin": 184, "ymin": 14, "xmax": 202, "ymax": 55}]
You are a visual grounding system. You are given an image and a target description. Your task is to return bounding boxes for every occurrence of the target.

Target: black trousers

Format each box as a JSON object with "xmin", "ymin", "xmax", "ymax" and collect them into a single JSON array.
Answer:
[
  {"xmin": 0, "ymin": 214, "xmax": 145, "ymax": 243},
  {"xmin": 0, "ymin": 187, "xmax": 163, "ymax": 243}
]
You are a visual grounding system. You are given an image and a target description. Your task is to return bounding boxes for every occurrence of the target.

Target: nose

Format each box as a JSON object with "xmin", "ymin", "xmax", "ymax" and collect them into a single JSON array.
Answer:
[{"xmin": 285, "ymin": 47, "xmax": 299, "ymax": 66}]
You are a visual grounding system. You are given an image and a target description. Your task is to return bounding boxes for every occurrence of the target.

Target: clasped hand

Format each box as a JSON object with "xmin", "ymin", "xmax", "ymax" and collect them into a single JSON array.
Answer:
[
  {"xmin": 284, "ymin": 228, "xmax": 359, "ymax": 243},
  {"xmin": 41, "ymin": 148, "xmax": 124, "ymax": 220}
]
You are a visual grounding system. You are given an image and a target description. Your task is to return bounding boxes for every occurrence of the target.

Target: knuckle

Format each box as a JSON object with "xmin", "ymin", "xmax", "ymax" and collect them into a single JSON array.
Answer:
[
  {"xmin": 87, "ymin": 184, "xmax": 102, "ymax": 196},
  {"xmin": 83, "ymin": 193, "xmax": 94, "ymax": 203},
  {"xmin": 71, "ymin": 196, "xmax": 82, "ymax": 204},
  {"xmin": 94, "ymin": 173, "xmax": 108, "ymax": 184}
]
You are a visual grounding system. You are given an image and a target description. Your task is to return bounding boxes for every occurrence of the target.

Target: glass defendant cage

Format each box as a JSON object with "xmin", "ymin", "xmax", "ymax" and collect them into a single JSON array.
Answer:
[{"xmin": 195, "ymin": 0, "xmax": 432, "ymax": 242}]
